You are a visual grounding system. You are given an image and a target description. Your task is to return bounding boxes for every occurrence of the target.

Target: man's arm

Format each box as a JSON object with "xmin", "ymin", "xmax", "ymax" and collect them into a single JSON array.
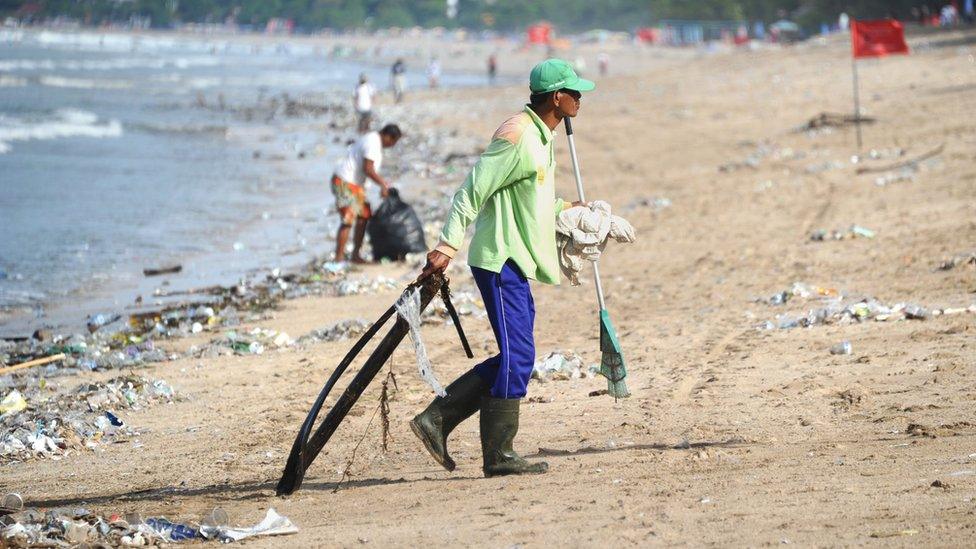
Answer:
[
  {"xmin": 363, "ymin": 159, "xmax": 390, "ymax": 197},
  {"xmin": 421, "ymin": 138, "xmax": 524, "ymax": 279}
]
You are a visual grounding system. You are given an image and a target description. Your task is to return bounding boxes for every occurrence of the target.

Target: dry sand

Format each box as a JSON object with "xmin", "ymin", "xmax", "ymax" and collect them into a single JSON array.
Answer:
[{"xmin": 4, "ymin": 30, "xmax": 976, "ymax": 547}]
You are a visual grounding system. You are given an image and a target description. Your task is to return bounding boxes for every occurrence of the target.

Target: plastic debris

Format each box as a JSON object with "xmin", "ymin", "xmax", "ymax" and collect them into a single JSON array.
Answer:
[
  {"xmin": 200, "ymin": 507, "xmax": 298, "ymax": 543},
  {"xmin": 757, "ymin": 282, "xmax": 838, "ymax": 306},
  {"xmin": 761, "ymin": 297, "xmax": 975, "ymax": 331},
  {"xmin": 936, "ymin": 252, "xmax": 976, "ymax": 271},
  {"xmin": 0, "ymin": 390, "xmax": 28, "ymax": 416},
  {"xmin": 874, "ymin": 167, "xmax": 916, "ymax": 186},
  {"xmin": 829, "ymin": 341, "xmax": 853, "ymax": 355},
  {"xmin": 1, "ymin": 376, "xmax": 176, "ymax": 462},
  {"xmin": 422, "ymin": 288, "xmax": 485, "ymax": 323},
  {"xmin": 0, "ymin": 504, "xmax": 295, "ymax": 546},
  {"xmin": 810, "ymin": 225, "xmax": 876, "ymax": 241},
  {"xmin": 394, "ymin": 288, "xmax": 445, "ymax": 397},
  {"xmin": 144, "ymin": 517, "xmax": 200, "ymax": 542},
  {"xmin": 532, "ymin": 352, "xmax": 591, "ymax": 381},
  {"xmin": 297, "ymin": 319, "xmax": 371, "ymax": 345}
]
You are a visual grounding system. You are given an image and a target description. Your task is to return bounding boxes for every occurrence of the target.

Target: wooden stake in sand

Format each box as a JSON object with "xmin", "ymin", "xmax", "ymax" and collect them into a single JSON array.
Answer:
[{"xmin": 0, "ymin": 353, "xmax": 66, "ymax": 376}]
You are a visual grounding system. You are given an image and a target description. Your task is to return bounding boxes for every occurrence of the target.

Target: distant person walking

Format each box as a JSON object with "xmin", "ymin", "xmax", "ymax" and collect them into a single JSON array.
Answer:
[
  {"xmin": 965, "ymin": 0, "xmax": 975, "ymax": 23},
  {"xmin": 597, "ymin": 52, "xmax": 609, "ymax": 77},
  {"xmin": 487, "ymin": 54, "xmax": 497, "ymax": 85},
  {"xmin": 353, "ymin": 73, "xmax": 375, "ymax": 133},
  {"xmin": 390, "ymin": 58, "xmax": 406, "ymax": 103},
  {"xmin": 426, "ymin": 57, "xmax": 441, "ymax": 89},
  {"xmin": 331, "ymin": 124, "xmax": 402, "ymax": 263}
]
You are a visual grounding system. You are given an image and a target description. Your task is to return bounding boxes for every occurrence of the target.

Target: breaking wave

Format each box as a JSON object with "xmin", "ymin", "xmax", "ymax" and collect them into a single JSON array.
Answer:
[
  {"xmin": 0, "ymin": 109, "xmax": 123, "ymax": 154},
  {"xmin": 0, "ymin": 56, "xmax": 220, "ymax": 72},
  {"xmin": 37, "ymin": 75, "xmax": 133, "ymax": 89}
]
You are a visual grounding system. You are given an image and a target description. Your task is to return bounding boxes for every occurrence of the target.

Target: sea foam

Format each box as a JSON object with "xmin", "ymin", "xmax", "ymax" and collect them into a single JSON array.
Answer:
[{"xmin": 0, "ymin": 108, "xmax": 123, "ymax": 154}]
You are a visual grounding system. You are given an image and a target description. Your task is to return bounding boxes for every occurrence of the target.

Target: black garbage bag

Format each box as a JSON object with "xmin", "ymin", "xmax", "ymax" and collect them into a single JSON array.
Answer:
[{"xmin": 367, "ymin": 188, "xmax": 428, "ymax": 261}]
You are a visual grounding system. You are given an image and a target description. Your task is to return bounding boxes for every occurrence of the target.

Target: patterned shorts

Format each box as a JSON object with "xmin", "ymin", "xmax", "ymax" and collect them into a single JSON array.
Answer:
[{"xmin": 331, "ymin": 175, "xmax": 371, "ymax": 223}]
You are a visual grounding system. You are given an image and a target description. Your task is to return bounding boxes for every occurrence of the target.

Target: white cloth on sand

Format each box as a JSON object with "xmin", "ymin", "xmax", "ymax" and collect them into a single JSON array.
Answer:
[{"xmin": 555, "ymin": 201, "xmax": 636, "ymax": 286}]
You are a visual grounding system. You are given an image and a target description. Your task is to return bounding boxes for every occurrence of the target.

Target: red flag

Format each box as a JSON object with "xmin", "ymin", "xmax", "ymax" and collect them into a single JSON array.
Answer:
[
  {"xmin": 527, "ymin": 23, "xmax": 552, "ymax": 45},
  {"xmin": 851, "ymin": 20, "xmax": 909, "ymax": 58}
]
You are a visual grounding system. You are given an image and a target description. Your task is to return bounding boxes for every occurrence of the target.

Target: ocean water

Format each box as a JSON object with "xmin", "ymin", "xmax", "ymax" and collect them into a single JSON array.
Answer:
[{"xmin": 0, "ymin": 29, "xmax": 485, "ymax": 334}]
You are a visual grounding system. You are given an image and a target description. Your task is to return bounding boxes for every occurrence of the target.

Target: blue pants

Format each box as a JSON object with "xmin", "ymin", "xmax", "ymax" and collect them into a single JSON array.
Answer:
[{"xmin": 471, "ymin": 260, "xmax": 535, "ymax": 399}]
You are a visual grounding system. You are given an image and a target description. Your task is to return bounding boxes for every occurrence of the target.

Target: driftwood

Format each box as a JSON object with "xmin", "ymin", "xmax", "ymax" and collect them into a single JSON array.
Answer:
[
  {"xmin": 142, "ymin": 265, "xmax": 183, "ymax": 277},
  {"xmin": 276, "ymin": 274, "xmax": 472, "ymax": 496},
  {"xmin": 801, "ymin": 112, "xmax": 877, "ymax": 130},
  {"xmin": 0, "ymin": 353, "xmax": 66, "ymax": 376},
  {"xmin": 856, "ymin": 143, "xmax": 945, "ymax": 175}
]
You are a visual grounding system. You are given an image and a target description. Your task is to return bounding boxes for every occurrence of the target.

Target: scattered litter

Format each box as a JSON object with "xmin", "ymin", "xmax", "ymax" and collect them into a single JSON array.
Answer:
[
  {"xmin": 0, "ymin": 505, "xmax": 296, "ymax": 546},
  {"xmin": 532, "ymin": 352, "xmax": 590, "ymax": 381},
  {"xmin": 0, "ymin": 390, "xmax": 28, "ymax": 416},
  {"xmin": 336, "ymin": 276, "xmax": 399, "ymax": 296},
  {"xmin": 1, "ymin": 376, "xmax": 176, "ymax": 462},
  {"xmin": 761, "ymin": 296, "xmax": 974, "ymax": 330},
  {"xmin": 756, "ymin": 282, "xmax": 838, "ymax": 306},
  {"xmin": 857, "ymin": 143, "xmax": 944, "ymax": 175},
  {"xmin": 810, "ymin": 225, "xmax": 875, "ymax": 241},
  {"xmin": 297, "ymin": 319, "xmax": 371, "ymax": 345},
  {"xmin": 200, "ymin": 507, "xmax": 298, "ymax": 542},
  {"xmin": 622, "ymin": 196, "xmax": 671, "ymax": 213},
  {"xmin": 874, "ymin": 167, "xmax": 916, "ymax": 187},
  {"xmin": 189, "ymin": 328, "xmax": 292, "ymax": 358},
  {"xmin": 804, "ymin": 160, "xmax": 845, "ymax": 174},
  {"xmin": 829, "ymin": 341, "xmax": 852, "ymax": 355},
  {"xmin": 394, "ymin": 288, "xmax": 445, "ymax": 397},
  {"xmin": 0, "ymin": 493, "xmax": 23, "ymax": 515},
  {"xmin": 936, "ymin": 252, "xmax": 976, "ymax": 271},
  {"xmin": 422, "ymin": 288, "xmax": 484, "ymax": 323}
]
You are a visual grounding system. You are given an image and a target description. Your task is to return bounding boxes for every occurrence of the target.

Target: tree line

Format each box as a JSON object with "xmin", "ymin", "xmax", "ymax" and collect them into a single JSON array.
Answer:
[{"xmin": 0, "ymin": 0, "xmax": 947, "ymax": 32}]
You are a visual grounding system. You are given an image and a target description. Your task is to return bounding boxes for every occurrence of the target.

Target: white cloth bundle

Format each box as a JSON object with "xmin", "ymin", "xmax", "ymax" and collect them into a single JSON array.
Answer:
[{"xmin": 555, "ymin": 201, "xmax": 636, "ymax": 286}]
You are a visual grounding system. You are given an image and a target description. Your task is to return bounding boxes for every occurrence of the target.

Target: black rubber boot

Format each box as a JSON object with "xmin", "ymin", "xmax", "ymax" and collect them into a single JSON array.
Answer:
[
  {"xmin": 479, "ymin": 397, "xmax": 549, "ymax": 478},
  {"xmin": 410, "ymin": 369, "xmax": 489, "ymax": 471}
]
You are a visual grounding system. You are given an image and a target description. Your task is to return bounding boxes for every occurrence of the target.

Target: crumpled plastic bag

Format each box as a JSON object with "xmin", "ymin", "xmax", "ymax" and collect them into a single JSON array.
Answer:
[
  {"xmin": 0, "ymin": 390, "xmax": 28, "ymax": 416},
  {"xmin": 200, "ymin": 508, "xmax": 298, "ymax": 542},
  {"xmin": 394, "ymin": 288, "xmax": 446, "ymax": 397},
  {"xmin": 555, "ymin": 201, "xmax": 636, "ymax": 286}
]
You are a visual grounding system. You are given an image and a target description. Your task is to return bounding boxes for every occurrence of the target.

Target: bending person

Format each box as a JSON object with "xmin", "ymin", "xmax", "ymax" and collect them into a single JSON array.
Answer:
[{"xmin": 331, "ymin": 124, "xmax": 401, "ymax": 263}]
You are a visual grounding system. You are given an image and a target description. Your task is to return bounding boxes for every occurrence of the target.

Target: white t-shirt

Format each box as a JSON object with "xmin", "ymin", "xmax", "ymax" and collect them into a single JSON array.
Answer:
[
  {"xmin": 335, "ymin": 131, "xmax": 382, "ymax": 185},
  {"xmin": 354, "ymin": 82, "xmax": 374, "ymax": 113}
]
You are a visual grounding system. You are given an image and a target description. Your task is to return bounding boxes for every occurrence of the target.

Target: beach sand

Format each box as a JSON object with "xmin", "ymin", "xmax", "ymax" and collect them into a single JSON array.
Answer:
[{"xmin": 4, "ymin": 29, "xmax": 976, "ymax": 546}]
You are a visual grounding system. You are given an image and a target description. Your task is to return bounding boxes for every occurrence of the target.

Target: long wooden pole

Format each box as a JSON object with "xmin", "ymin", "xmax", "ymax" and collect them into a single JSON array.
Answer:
[{"xmin": 0, "ymin": 353, "xmax": 66, "ymax": 376}]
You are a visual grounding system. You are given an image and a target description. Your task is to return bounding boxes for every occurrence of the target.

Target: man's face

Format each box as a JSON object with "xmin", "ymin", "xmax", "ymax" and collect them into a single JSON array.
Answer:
[
  {"xmin": 381, "ymin": 135, "xmax": 399, "ymax": 148},
  {"xmin": 554, "ymin": 89, "xmax": 582, "ymax": 118}
]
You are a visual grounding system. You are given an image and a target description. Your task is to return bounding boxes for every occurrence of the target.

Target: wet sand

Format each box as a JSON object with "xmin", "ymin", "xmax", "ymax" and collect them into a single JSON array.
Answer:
[{"xmin": 4, "ymin": 29, "xmax": 976, "ymax": 546}]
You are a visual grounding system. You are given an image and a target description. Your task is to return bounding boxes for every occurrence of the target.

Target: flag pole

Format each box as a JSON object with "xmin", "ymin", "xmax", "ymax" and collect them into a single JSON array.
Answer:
[
  {"xmin": 850, "ymin": 21, "xmax": 863, "ymax": 152},
  {"xmin": 851, "ymin": 54, "xmax": 863, "ymax": 151}
]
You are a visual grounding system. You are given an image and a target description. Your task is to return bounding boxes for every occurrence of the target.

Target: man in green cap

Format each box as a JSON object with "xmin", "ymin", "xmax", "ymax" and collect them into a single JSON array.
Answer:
[{"xmin": 412, "ymin": 59, "xmax": 595, "ymax": 477}]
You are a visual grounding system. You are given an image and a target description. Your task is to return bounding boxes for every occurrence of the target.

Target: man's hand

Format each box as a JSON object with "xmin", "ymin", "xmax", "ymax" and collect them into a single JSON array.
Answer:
[
  {"xmin": 571, "ymin": 200, "xmax": 588, "ymax": 208},
  {"xmin": 420, "ymin": 249, "xmax": 451, "ymax": 280},
  {"xmin": 381, "ymin": 185, "xmax": 391, "ymax": 198}
]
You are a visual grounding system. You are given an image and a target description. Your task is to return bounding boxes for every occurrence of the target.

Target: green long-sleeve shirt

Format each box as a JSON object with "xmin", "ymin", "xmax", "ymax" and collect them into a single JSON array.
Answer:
[{"xmin": 437, "ymin": 106, "xmax": 566, "ymax": 285}]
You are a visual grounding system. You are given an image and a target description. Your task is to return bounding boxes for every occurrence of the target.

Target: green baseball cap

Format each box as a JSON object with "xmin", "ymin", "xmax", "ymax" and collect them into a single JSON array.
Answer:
[{"xmin": 529, "ymin": 58, "xmax": 595, "ymax": 94}]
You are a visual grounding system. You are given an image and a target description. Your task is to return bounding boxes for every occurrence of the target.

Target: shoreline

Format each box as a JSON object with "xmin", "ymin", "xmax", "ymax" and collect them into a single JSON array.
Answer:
[
  {"xmin": 2, "ymin": 26, "xmax": 976, "ymax": 547},
  {"xmin": 0, "ymin": 32, "xmax": 498, "ymax": 337}
]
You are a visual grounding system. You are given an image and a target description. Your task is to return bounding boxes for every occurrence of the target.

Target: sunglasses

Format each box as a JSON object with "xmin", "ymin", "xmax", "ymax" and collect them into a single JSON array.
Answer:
[{"xmin": 559, "ymin": 88, "xmax": 582, "ymax": 101}]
